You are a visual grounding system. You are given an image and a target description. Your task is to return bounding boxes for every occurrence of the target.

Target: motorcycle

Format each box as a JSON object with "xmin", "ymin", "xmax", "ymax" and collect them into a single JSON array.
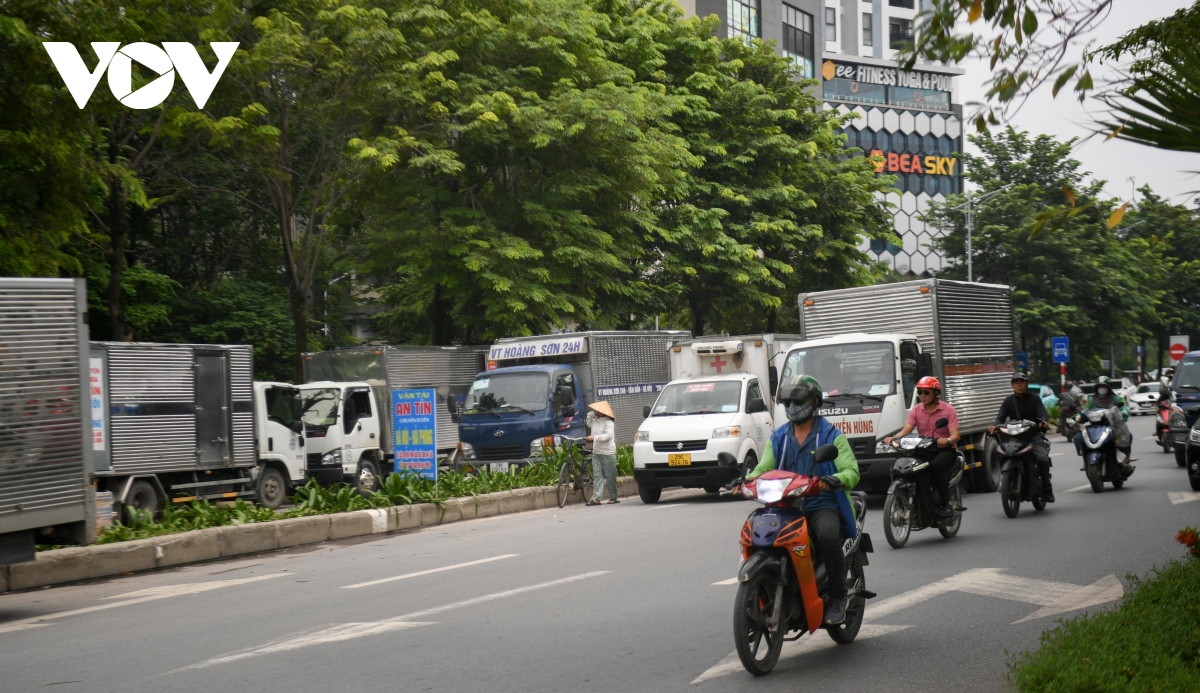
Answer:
[
  {"xmin": 721, "ymin": 448, "xmax": 875, "ymax": 676},
  {"xmin": 881, "ymin": 417, "xmax": 966, "ymax": 548},
  {"xmin": 1156, "ymin": 398, "xmax": 1175, "ymax": 454},
  {"xmin": 992, "ymin": 419, "xmax": 1049, "ymax": 518},
  {"xmin": 1080, "ymin": 407, "xmax": 1132, "ymax": 493},
  {"xmin": 1059, "ymin": 395, "xmax": 1080, "ymax": 442}
]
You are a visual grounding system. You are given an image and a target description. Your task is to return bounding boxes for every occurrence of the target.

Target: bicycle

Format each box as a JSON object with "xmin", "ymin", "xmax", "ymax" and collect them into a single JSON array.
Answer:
[{"xmin": 555, "ymin": 436, "xmax": 594, "ymax": 508}]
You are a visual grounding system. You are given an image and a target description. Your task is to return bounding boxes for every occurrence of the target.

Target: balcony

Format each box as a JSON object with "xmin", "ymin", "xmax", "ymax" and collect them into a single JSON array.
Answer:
[
  {"xmin": 889, "ymin": 29, "xmax": 913, "ymax": 49},
  {"xmin": 888, "ymin": 0, "xmax": 915, "ymax": 8}
]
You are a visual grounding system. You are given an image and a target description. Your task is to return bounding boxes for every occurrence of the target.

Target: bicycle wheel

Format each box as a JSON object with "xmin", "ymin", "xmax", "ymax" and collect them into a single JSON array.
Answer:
[
  {"xmin": 578, "ymin": 458, "xmax": 594, "ymax": 504},
  {"xmin": 556, "ymin": 460, "xmax": 571, "ymax": 508}
]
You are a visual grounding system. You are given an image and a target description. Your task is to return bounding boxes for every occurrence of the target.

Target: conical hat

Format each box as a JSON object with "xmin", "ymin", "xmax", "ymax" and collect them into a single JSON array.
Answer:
[{"xmin": 588, "ymin": 401, "xmax": 615, "ymax": 419}]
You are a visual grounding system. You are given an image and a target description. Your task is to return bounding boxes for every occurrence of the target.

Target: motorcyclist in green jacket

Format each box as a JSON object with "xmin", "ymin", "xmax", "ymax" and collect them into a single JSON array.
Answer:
[{"xmin": 1072, "ymin": 376, "xmax": 1134, "ymax": 471}]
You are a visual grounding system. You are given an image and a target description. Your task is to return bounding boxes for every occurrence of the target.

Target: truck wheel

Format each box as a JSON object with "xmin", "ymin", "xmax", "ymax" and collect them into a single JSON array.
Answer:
[
  {"xmin": 257, "ymin": 467, "xmax": 287, "ymax": 509},
  {"xmin": 638, "ymin": 485, "xmax": 661, "ymax": 504},
  {"xmin": 1189, "ymin": 458, "xmax": 1200, "ymax": 491},
  {"xmin": 1176, "ymin": 446, "xmax": 1188, "ymax": 468},
  {"xmin": 124, "ymin": 480, "xmax": 160, "ymax": 521},
  {"xmin": 355, "ymin": 459, "xmax": 380, "ymax": 496}
]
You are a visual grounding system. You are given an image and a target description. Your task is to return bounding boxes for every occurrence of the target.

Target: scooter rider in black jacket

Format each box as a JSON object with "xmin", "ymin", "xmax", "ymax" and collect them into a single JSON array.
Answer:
[{"xmin": 988, "ymin": 373, "xmax": 1055, "ymax": 503}]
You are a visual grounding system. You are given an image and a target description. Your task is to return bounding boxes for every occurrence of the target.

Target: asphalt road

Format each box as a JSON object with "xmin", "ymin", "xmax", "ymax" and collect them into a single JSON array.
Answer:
[{"xmin": 1, "ymin": 415, "xmax": 1197, "ymax": 693}]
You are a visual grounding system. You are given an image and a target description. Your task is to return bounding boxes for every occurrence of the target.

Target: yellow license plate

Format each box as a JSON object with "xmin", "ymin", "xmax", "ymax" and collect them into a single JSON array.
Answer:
[{"xmin": 668, "ymin": 453, "xmax": 692, "ymax": 466}]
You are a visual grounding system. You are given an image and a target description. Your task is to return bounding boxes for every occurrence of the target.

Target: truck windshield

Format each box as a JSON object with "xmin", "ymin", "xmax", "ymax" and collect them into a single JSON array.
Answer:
[
  {"xmin": 781, "ymin": 343, "xmax": 896, "ymax": 398},
  {"xmin": 1174, "ymin": 358, "xmax": 1200, "ymax": 391},
  {"xmin": 650, "ymin": 381, "xmax": 742, "ymax": 416},
  {"xmin": 300, "ymin": 388, "xmax": 340, "ymax": 426},
  {"xmin": 466, "ymin": 373, "xmax": 550, "ymax": 413}
]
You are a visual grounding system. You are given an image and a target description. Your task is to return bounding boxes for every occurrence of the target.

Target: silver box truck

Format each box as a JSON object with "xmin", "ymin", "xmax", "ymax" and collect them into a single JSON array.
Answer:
[
  {"xmin": 795, "ymin": 279, "xmax": 1014, "ymax": 493},
  {"xmin": 0, "ymin": 278, "xmax": 93, "ymax": 566}
]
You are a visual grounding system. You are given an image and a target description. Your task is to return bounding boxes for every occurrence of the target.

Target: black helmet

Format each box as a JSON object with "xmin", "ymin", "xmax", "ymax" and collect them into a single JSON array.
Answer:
[
  {"xmin": 1012, "ymin": 372, "xmax": 1029, "ymax": 383},
  {"xmin": 778, "ymin": 375, "xmax": 823, "ymax": 408}
]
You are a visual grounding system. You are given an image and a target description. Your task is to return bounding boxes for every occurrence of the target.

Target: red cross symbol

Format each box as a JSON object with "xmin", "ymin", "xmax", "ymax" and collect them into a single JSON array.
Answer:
[{"xmin": 711, "ymin": 355, "xmax": 727, "ymax": 373}]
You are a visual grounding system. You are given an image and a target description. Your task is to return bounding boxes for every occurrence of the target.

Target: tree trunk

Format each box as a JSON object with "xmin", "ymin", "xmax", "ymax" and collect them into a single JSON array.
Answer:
[
  {"xmin": 766, "ymin": 306, "xmax": 777, "ymax": 333},
  {"xmin": 288, "ymin": 284, "xmax": 308, "ymax": 383},
  {"xmin": 689, "ymin": 295, "xmax": 706, "ymax": 337},
  {"xmin": 431, "ymin": 284, "xmax": 453, "ymax": 345},
  {"xmin": 106, "ymin": 183, "xmax": 133, "ymax": 342}
]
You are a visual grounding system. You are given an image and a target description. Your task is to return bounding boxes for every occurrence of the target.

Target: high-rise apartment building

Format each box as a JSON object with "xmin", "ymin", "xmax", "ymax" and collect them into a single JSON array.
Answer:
[{"xmin": 677, "ymin": 0, "xmax": 965, "ymax": 275}]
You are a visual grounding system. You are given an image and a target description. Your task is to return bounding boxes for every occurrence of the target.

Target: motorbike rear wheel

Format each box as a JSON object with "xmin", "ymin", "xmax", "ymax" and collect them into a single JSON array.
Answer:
[
  {"xmin": 1000, "ymin": 470, "xmax": 1021, "ymax": 518},
  {"xmin": 733, "ymin": 571, "xmax": 786, "ymax": 676},
  {"xmin": 882, "ymin": 487, "xmax": 912, "ymax": 548},
  {"xmin": 938, "ymin": 487, "xmax": 963, "ymax": 538},
  {"xmin": 1086, "ymin": 461, "xmax": 1104, "ymax": 493},
  {"xmin": 826, "ymin": 555, "xmax": 866, "ymax": 644}
]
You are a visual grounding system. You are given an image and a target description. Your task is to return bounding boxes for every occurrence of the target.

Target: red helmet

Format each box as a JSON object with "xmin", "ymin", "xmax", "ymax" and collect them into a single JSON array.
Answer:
[{"xmin": 916, "ymin": 376, "xmax": 942, "ymax": 393}]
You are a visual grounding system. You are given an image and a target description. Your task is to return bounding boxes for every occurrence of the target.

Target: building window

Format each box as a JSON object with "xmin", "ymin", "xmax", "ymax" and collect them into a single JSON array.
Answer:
[
  {"xmin": 782, "ymin": 4, "xmax": 815, "ymax": 78},
  {"xmin": 728, "ymin": 0, "xmax": 760, "ymax": 43},
  {"xmin": 890, "ymin": 18, "xmax": 913, "ymax": 49},
  {"xmin": 825, "ymin": 7, "xmax": 837, "ymax": 42},
  {"xmin": 889, "ymin": 0, "xmax": 916, "ymax": 8},
  {"xmin": 822, "ymin": 78, "xmax": 886, "ymax": 105},
  {"xmin": 862, "ymin": 13, "xmax": 873, "ymax": 46}
]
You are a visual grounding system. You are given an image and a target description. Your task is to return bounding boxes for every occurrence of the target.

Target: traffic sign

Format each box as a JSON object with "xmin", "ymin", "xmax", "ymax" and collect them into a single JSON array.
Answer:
[
  {"xmin": 1051, "ymin": 336, "xmax": 1070, "ymax": 363},
  {"xmin": 1170, "ymin": 334, "xmax": 1190, "ymax": 363},
  {"xmin": 1015, "ymin": 351, "xmax": 1029, "ymax": 371}
]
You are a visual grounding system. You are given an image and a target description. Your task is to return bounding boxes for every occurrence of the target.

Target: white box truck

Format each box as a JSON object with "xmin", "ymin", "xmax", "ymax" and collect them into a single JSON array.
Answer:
[
  {"xmin": 0, "ymin": 278, "xmax": 94, "ymax": 566},
  {"xmin": 631, "ymin": 334, "xmax": 799, "ymax": 502},
  {"xmin": 790, "ymin": 279, "xmax": 1015, "ymax": 493}
]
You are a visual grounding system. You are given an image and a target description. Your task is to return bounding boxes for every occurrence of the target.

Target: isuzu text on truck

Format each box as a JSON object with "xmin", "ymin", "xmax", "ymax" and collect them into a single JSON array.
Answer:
[
  {"xmin": 791, "ymin": 279, "xmax": 1015, "ymax": 493},
  {"xmin": 456, "ymin": 331, "xmax": 689, "ymax": 471},
  {"xmin": 632, "ymin": 334, "xmax": 798, "ymax": 503}
]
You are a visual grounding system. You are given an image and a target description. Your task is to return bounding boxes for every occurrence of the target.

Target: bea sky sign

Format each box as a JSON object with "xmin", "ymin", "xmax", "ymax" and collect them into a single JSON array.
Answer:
[
  {"xmin": 1052, "ymin": 337, "xmax": 1070, "ymax": 364},
  {"xmin": 392, "ymin": 388, "xmax": 436, "ymax": 481},
  {"xmin": 1170, "ymin": 335, "xmax": 1190, "ymax": 363}
]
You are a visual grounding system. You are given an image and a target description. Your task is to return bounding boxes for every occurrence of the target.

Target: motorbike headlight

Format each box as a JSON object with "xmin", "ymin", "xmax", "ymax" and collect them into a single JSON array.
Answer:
[
  {"xmin": 634, "ymin": 430, "xmax": 650, "ymax": 442},
  {"xmin": 460, "ymin": 442, "xmax": 476, "ymax": 461},
  {"xmin": 1086, "ymin": 410, "xmax": 1105, "ymax": 424},
  {"xmin": 876, "ymin": 439, "xmax": 898, "ymax": 454},
  {"xmin": 1005, "ymin": 423, "xmax": 1028, "ymax": 435},
  {"xmin": 712, "ymin": 426, "xmax": 741, "ymax": 439},
  {"xmin": 755, "ymin": 479, "xmax": 787, "ymax": 503},
  {"xmin": 899, "ymin": 437, "xmax": 920, "ymax": 450},
  {"xmin": 1190, "ymin": 429, "xmax": 1200, "ymax": 443}
]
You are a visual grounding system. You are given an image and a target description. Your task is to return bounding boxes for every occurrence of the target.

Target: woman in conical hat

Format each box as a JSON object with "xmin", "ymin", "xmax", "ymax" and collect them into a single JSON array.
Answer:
[{"xmin": 586, "ymin": 401, "xmax": 618, "ymax": 505}]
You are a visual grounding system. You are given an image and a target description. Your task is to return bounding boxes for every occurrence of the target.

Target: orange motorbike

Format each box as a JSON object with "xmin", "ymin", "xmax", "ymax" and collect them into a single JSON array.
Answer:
[{"xmin": 721, "ymin": 447, "xmax": 875, "ymax": 676}]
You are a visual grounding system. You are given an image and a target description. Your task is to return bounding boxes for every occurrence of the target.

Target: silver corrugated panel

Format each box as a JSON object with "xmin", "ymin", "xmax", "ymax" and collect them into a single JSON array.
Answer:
[
  {"xmin": 590, "ymin": 333, "xmax": 690, "ymax": 444},
  {"xmin": 0, "ymin": 280, "xmax": 88, "ymax": 522},
  {"xmin": 384, "ymin": 347, "xmax": 487, "ymax": 450},
  {"xmin": 945, "ymin": 373, "xmax": 1012, "ymax": 430},
  {"xmin": 800, "ymin": 281, "xmax": 938, "ymax": 357},
  {"xmin": 109, "ymin": 415, "xmax": 196, "ymax": 473},
  {"xmin": 933, "ymin": 282, "xmax": 1014, "ymax": 361},
  {"xmin": 229, "ymin": 346, "xmax": 254, "ymax": 401},
  {"xmin": 232, "ymin": 412, "xmax": 255, "ymax": 464},
  {"xmin": 104, "ymin": 344, "xmax": 194, "ymax": 402}
]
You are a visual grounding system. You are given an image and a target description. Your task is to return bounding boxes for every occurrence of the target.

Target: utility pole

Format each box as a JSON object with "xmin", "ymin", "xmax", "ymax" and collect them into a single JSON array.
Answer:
[{"xmin": 950, "ymin": 183, "xmax": 1014, "ymax": 282}]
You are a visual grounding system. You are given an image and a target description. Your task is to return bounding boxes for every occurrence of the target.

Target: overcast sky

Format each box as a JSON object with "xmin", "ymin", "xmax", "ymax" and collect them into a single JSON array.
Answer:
[{"xmin": 956, "ymin": 0, "xmax": 1197, "ymax": 206}]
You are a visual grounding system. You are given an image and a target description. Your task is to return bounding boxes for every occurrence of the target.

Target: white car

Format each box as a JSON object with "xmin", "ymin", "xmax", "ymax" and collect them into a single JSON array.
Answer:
[
  {"xmin": 632, "ymin": 373, "xmax": 773, "ymax": 503},
  {"xmin": 1126, "ymin": 382, "xmax": 1167, "ymax": 415}
]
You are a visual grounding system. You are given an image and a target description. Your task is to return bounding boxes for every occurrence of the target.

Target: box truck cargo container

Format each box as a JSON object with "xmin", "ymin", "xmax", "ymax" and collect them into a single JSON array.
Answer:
[
  {"xmin": 0, "ymin": 278, "xmax": 94, "ymax": 566},
  {"xmin": 794, "ymin": 279, "xmax": 1015, "ymax": 493}
]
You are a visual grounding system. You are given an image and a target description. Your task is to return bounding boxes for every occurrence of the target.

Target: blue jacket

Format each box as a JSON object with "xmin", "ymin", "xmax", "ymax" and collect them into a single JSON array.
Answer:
[{"xmin": 754, "ymin": 417, "xmax": 860, "ymax": 540}]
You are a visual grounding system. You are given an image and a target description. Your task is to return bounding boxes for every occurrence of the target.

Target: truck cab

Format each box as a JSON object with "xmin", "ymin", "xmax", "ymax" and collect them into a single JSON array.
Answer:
[
  {"xmin": 632, "ymin": 373, "xmax": 773, "ymax": 503},
  {"xmin": 252, "ymin": 382, "xmax": 306, "ymax": 509},
  {"xmin": 457, "ymin": 365, "xmax": 586, "ymax": 471},
  {"xmin": 299, "ymin": 381, "xmax": 385, "ymax": 493}
]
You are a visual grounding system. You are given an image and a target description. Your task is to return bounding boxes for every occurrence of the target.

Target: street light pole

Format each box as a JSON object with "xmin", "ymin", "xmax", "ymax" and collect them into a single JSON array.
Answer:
[{"xmin": 952, "ymin": 183, "xmax": 1014, "ymax": 282}]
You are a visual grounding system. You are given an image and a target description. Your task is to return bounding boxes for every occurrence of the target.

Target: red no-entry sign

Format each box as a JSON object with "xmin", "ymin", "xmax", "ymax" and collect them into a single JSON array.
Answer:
[{"xmin": 1170, "ymin": 343, "xmax": 1188, "ymax": 361}]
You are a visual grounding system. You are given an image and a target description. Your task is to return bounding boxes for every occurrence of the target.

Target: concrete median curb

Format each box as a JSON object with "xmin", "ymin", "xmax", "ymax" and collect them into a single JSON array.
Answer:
[{"xmin": 0, "ymin": 477, "xmax": 639, "ymax": 593}]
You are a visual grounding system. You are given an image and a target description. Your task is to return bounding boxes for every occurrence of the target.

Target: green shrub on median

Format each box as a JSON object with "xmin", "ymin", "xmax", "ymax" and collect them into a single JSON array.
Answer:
[{"xmin": 1008, "ymin": 556, "xmax": 1200, "ymax": 692}]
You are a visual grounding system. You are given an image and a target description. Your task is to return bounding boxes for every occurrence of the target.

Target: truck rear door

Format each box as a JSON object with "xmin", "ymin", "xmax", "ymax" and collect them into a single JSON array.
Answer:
[{"xmin": 195, "ymin": 351, "xmax": 231, "ymax": 467}]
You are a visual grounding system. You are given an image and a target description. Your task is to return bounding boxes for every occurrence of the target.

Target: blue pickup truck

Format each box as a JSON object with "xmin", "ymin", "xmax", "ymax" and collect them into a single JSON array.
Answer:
[{"xmin": 455, "ymin": 331, "xmax": 689, "ymax": 470}]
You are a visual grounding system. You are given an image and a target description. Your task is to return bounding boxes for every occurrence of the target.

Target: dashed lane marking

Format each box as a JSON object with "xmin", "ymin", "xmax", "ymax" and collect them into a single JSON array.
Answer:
[
  {"xmin": 342, "ymin": 554, "xmax": 518, "ymax": 589},
  {"xmin": 1168, "ymin": 491, "xmax": 1200, "ymax": 505},
  {"xmin": 1065, "ymin": 484, "xmax": 1093, "ymax": 493},
  {"xmin": 712, "ymin": 578, "xmax": 739, "ymax": 586}
]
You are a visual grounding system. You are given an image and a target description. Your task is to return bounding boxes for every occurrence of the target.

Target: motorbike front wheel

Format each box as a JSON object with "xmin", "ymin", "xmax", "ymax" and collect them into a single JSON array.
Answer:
[
  {"xmin": 1086, "ymin": 460, "xmax": 1104, "ymax": 493},
  {"xmin": 1000, "ymin": 469, "xmax": 1021, "ymax": 518},
  {"xmin": 826, "ymin": 555, "xmax": 866, "ymax": 644},
  {"xmin": 733, "ymin": 571, "xmax": 786, "ymax": 676},
  {"xmin": 882, "ymin": 487, "xmax": 912, "ymax": 548},
  {"xmin": 1160, "ymin": 430, "xmax": 1174, "ymax": 453}
]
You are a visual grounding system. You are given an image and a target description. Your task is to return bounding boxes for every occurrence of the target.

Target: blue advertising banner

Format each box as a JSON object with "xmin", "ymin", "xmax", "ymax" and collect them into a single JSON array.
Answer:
[
  {"xmin": 392, "ymin": 388, "xmax": 437, "ymax": 480},
  {"xmin": 1051, "ymin": 337, "xmax": 1070, "ymax": 364}
]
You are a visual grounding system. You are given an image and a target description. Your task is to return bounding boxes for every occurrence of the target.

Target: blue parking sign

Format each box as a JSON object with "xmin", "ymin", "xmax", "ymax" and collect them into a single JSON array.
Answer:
[{"xmin": 1051, "ymin": 337, "xmax": 1070, "ymax": 363}]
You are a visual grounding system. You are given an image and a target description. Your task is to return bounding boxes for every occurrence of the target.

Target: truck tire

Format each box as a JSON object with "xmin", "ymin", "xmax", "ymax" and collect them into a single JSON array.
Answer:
[
  {"xmin": 638, "ymin": 485, "xmax": 661, "ymax": 504},
  {"xmin": 973, "ymin": 437, "xmax": 1000, "ymax": 493},
  {"xmin": 257, "ymin": 467, "xmax": 288, "ymax": 509},
  {"xmin": 355, "ymin": 459, "xmax": 380, "ymax": 496},
  {"xmin": 1176, "ymin": 446, "xmax": 1188, "ymax": 468},
  {"xmin": 124, "ymin": 479, "xmax": 160, "ymax": 520}
]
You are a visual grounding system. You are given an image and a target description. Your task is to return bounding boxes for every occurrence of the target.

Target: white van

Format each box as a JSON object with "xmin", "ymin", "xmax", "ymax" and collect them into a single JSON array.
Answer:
[{"xmin": 631, "ymin": 373, "xmax": 773, "ymax": 503}]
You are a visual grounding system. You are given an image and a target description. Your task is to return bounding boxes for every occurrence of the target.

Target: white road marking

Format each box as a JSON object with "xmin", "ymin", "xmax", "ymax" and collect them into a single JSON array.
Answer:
[
  {"xmin": 1065, "ymin": 484, "xmax": 1093, "ymax": 493},
  {"xmin": 1168, "ymin": 491, "xmax": 1200, "ymax": 505},
  {"xmin": 0, "ymin": 574, "xmax": 285, "ymax": 635},
  {"xmin": 342, "ymin": 554, "xmax": 519, "ymax": 589},
  {"xmin": 648, "ymin": 504, "xmax": 683, "ymax": 510},
  {"xmin": 712, "ymin": 578, "xmax": 739, "ymax": 586},
  {"xmin": 185, "ymin": 571, "xmax": 611, "ymax": 669},
  {"xmin": 692, "ymin": 568, "xmax": 1122, "ymax": 683},
  {"xmin": 1049, "ymin": 453, "xmax": 1064, "ymax": 457}
]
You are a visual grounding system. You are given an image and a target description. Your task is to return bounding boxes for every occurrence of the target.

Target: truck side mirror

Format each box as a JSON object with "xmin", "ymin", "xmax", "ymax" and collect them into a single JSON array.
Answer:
[
  {"xmin": 448, "ymin": 398, "xmax": 462, "ymax": 424},
  {"xmin": 557, "ymin": 387, "xmax": 574, "ymax": 406},
  {"xmin": 560, "ymin": 405, "xmax": 577, "ymax": 419},
  {"xmin": 934, "ymin": 417, "xmax": 949, "ymax": 429},
  {"xmin": 643, "ymin": 404, "xmax": 652, "ymax": 418},
  {"xmin": 292, "ymin": 396, "xmax": 303, "ymax": 421},
  {"xmin": 290, "ymin": 420, "xmax": 304, "ymax": 434},
  {"xmin": 768, "ymin": 366, "xmax": 779, "ymax": 397},
  {"xmin": 746, "ymin": 397, "xmax": 766, "ymax": 414},
  {"xmin": 813, "ymin": 444, "xmax": 838, "ymax": 464}
]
